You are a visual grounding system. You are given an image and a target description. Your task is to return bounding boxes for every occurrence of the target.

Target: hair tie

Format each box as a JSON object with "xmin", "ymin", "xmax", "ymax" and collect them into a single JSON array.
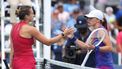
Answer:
[{"xmin": 16, "ymin": 7, "xmax": 21, "ymax": 15}]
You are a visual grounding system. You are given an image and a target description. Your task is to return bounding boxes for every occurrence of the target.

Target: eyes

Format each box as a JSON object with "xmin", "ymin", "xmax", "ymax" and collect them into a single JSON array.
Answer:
[
  {"xmin": 87, "ymin": 18, "xmax": 93, "ymax": 22},
  {"xmin": 87, "ymin": 18, "xmax": 97, "ymax": 23},
  {"xmin": 87, "ymin": 18, "xmax": 98, "ymax": 21},
  {"xmin": 88, "ymin": 18, "xmax": 95, "ymax": 20}
]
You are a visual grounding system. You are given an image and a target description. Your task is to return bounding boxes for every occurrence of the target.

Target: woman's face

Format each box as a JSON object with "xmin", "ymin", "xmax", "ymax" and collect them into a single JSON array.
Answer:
[
  {"xmin": 27, "ymin": 8, "xmax": 34, "ymax": 22},
  {"xmin": 87, "ymin": 17, "xmax": 98, "ymax": 27}
]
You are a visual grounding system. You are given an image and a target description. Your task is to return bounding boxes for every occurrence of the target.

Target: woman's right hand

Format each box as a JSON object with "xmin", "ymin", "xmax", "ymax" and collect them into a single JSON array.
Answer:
[
  {"xmin": 81, "ymin": 43, "xmax": 95, "ymax": 50},
  {"xmin": 87, "ymin": 44, "xmax": 95, "ymax": 50},
  {"xmin": 62, "ymin": 27, "xmax": 74, "ymax": 37}
]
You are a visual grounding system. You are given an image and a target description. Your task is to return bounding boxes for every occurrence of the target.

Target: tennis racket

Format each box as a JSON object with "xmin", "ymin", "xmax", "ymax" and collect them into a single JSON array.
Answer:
[{"xmin": 81, "ymin": 28, "xmax": 106, "ymax": 67}]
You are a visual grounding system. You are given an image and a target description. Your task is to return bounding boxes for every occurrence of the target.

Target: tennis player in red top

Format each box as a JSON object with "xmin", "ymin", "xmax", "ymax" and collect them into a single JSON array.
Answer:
[{"xmin": 10, "ymin": 6, "xmax": 74, "ymax": 69}]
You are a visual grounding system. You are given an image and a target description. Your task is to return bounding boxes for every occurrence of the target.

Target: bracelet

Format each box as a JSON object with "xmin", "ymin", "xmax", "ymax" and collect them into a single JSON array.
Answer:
[
  {"xmin": 95, "ymin": 46, "xmax": 100, "ymax": 51},
  {"xmin": 61, "ymin": 33, "xmax": 65, "ymax": 37}
]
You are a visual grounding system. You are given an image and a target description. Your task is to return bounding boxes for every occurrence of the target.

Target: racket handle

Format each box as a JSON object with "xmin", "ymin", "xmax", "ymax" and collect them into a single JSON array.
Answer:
[
  {"xmin": 81, "ymin": 50, "xmax": 93, "ymax": 67},
  {"xmin": 81, "ymin": 54, "xmax": 89, "ymax": 66}
]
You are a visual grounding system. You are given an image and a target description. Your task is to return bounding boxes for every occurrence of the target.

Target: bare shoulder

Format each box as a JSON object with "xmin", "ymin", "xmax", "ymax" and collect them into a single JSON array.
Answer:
[
  {"xmin": 22, "ymin": 25, "xmax": 37, "ymax": 31},
  {"xmin": 24, "ymin": 25, "xmax": 40, "ymax": 36}
]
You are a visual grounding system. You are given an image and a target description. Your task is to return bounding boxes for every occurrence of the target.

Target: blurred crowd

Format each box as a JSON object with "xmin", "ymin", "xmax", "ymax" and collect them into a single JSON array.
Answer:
[
  {"xmin": 0, "ymin": 0, "xmax": 122, "ymax": 68},
  {"xmin": 50, "ymin": 0, "xmax": 122, "ymax": 68}
]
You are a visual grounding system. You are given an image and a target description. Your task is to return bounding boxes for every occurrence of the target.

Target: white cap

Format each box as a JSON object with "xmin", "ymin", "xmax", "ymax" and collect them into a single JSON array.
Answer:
[{"xmin": 85, "ymin": 10, "xmax": 104, "ymax": 21}]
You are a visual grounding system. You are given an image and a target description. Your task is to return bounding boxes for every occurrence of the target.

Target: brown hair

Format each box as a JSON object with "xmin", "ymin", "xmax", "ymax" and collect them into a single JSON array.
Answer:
[
  {"xmin": 16, "ymin": 6, "xmax": 32, "ymax": 20},
  {"xmin": 101, "ymin": 15, "xmax": 108, "ymax": 29}
]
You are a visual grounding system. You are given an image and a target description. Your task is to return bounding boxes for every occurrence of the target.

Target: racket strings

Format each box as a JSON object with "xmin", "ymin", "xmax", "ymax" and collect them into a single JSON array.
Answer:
[
  {"xmin": 81, "ymin": 28, "xmax": 106, "ymax": 67},
  {"xmin": 88, "ymin": 30, "xmax": 105, "ymax": 46}
]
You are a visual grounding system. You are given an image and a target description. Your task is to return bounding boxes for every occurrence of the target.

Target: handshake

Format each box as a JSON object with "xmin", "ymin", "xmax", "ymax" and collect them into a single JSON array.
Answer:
[{"xmin": 61, "ymin": 27, "xmax": 95, "ymax": 50}]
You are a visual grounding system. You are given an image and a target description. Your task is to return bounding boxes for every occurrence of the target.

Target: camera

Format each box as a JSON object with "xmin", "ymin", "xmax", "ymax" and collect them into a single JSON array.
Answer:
[{"xmin": 64, "ymin": 45, "xmax": 76, "ymax": 59}]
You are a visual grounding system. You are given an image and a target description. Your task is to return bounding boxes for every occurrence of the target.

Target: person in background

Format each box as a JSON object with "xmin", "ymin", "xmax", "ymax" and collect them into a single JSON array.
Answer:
[
  {"xmin": 63, "ymin": 15, "xmax": 96, "ymax": 67},
  {"xmin": 115, "ymin": 0, "xmax": 122, "ymax": 65},
  {"xmin": 63, "ymin": 0, "xmax": 80, "ymax": 14},
  {"xmin": 66, "ymin": 8, "xmax": 82, "ymax": 30},
  {"xmin": 116, "ymin": 31, "xmax": 122, "ymax": 65},
  {"xmin": 115, "ymin": 1, "xmax": 122, "ymax": 32},
  {"xmin": 10, "ymin": 5, "xmax": 74, "ymax": 69},
  {"xmin": 105, "ymin": 6, "xmax": 118, "ymax": 45},
  {"xmin": 56, "ymin": 3, "xmax": 70, "ymax": 24},
  {"xmin": 115, "ymin": 1, "xmax": 122, "ymax": 65},
  {"xmin": 86, "ymin": 10, "xmax": 114, "ymax": 69},
  {"xmin": 116, "ymin": 31, "xmax": 122, "ymax": 56},
  {"xmin": 51, "ymin": 8, "xmax": 65, "ymax": 69},
  {"xmin": 105, "ymin": 7, "xmax": 116, "ymax": 28}
]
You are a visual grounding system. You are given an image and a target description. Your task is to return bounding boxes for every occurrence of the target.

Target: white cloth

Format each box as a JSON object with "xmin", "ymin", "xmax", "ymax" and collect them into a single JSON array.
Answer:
[{"xmin": 8, "ymin": 0, "xmax": 32, "ymax": 23}]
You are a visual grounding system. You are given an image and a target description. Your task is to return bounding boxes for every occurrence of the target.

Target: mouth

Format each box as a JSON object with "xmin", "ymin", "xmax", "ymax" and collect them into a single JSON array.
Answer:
[{"xmin": 87, "ymin": 22, "xmax": 90, "ymax": 25}]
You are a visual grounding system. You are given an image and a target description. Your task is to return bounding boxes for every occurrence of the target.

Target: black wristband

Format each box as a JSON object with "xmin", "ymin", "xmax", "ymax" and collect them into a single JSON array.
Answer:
[
  {"xmin": 95, "ymin": 46, "xmax": 100, "ymax": 51},
  {"xmin": 61, "ymin": 33, "xmax": 65, "ymax": 37}
]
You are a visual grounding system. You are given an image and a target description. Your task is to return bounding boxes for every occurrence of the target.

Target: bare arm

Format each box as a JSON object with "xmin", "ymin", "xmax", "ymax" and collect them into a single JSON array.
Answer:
[
  {"xmin": 29, "ymin": 26, "xmax": 73, "ymax": 46},
  {"xmin": 75, "ymin": 39, "xmax": 89, "ymax": 49},
  {"xmin": 76, "ymin": 34, "xmax": 113, "ymax": 52},
  {"xmin": 99, "ymin": 33, "xmax": 113, "ymax": 52},
  {"xmin": 66, "ymin": 32, "xmax": 93, "ymax": 49}
]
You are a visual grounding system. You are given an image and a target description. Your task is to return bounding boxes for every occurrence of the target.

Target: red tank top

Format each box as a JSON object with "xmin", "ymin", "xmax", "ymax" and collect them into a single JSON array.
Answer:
[{"xmin": 11, "ymin": 21, "xmax": 36, "ymax": 69}]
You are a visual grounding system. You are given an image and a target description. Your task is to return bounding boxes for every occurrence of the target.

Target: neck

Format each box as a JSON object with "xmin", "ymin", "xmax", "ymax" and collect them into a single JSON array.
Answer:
[{"xmin": 21, "ymin": 20, "xmax": 29, "ymax": 24}]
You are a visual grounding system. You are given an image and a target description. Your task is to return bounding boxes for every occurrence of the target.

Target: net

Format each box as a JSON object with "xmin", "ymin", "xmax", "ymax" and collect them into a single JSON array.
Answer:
[{"xmin": 36, "ymin": 58, "xmax": 97, "ymax": 69}]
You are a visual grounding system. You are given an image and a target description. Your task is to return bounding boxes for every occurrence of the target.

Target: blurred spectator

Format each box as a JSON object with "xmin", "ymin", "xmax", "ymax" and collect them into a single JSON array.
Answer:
[
  {"xmin": 66, "ymin": 8, "xmax": 82, "ymax": 30},
  {"xmin": 116, "ymin": 31, "xmax": 122, "ymax": 55},
  {"xmin": 105, "ymin": 7, "xmax": 116, "ymax": 28},
  {"xmin": 56, "ymin": 3, "xmax": 70, "ymax": 24},
  {"xmin": 115, "ymin": 1, "xmax": 122, "ymax": 31},
  {"xmin": 51, "ymin": 9, "xmax": 62, "ymax": 37},
  {"xmin": 51, "ymin": 0, "xmax": 58, "ymax": 13},
  {"xmin": 79, "ymin": 0, "xmax": 86, "ymax": 10},
  {"xmin": 105, "ymin": 7, "xmax": 118, "ymax": 44},
  {"xmin": 51, "ymin": 9, "xmax": 65, "ymax": 69},
  {"xmin": 116, "ymin": 31, "xmax": 122, "ymax": 65},
  {"xmin": 96, "ymin": 0, "xmax": 108, "ymax": 11},
  {"xmin": 63, "ymin": 0, "xmax": 80, "ymax": 14}
]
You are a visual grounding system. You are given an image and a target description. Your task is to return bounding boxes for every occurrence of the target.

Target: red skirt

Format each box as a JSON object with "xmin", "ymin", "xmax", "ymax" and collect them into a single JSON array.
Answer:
[{"xmin": 12, "ymin": 56, "xmax": 36, "ymax": 69}]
